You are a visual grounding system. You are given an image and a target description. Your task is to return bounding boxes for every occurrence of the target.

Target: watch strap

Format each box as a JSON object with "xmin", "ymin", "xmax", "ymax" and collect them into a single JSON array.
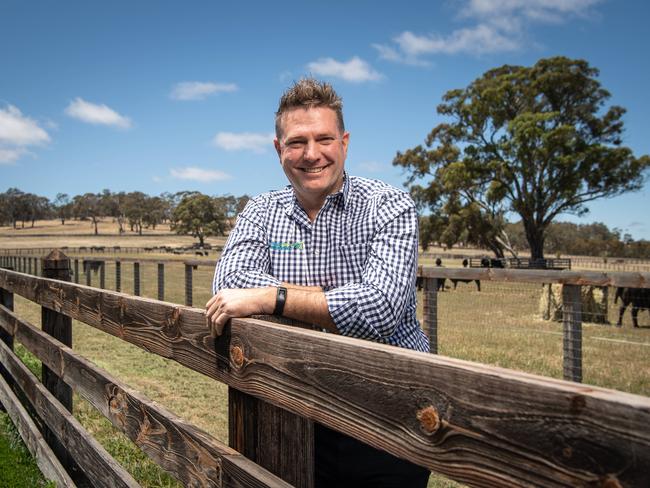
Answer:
[{"xmin": 273, "ymin": 286, "xmax": 287, "ymax": 316}]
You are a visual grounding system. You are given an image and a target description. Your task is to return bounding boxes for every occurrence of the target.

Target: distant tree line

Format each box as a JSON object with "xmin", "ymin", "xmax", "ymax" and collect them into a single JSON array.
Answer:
[
  {"xmin": 420, "ymin": 216, "xmax": 650, "ymax": 259},
  {"xmin": 0, "ymin": 188, "xmax": 249, "ymax": 245}
]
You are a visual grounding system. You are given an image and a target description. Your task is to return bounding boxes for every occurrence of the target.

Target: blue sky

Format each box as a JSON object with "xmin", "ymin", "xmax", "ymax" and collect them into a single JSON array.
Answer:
[{"xmin": 1, "ymin": 0, "xmax": 649, "ymax": 239}]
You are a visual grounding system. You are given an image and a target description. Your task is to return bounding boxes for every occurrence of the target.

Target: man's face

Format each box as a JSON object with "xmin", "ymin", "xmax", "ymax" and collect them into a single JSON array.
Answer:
[{"xmin": 274, "ymin": 107, "xmax": 349, "ymax": 210}]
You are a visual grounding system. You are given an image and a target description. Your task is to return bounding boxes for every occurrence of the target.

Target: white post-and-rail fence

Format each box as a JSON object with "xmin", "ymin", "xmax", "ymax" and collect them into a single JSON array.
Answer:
[{"xmin": 0, "ymin": 250, "xmax": 649, "ymax": 487}]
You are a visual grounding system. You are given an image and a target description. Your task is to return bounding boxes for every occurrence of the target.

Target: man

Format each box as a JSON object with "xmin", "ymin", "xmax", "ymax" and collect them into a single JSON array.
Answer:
[{"xmin": 206, "ymin": 78, "xmax": 430, "ymax": 487}]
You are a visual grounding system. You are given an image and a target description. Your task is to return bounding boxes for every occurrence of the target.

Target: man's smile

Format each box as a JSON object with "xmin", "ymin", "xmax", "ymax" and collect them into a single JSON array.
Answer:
[{"xmin": 300, "ymin": 165, "xmax": 329, "ymax": 173}]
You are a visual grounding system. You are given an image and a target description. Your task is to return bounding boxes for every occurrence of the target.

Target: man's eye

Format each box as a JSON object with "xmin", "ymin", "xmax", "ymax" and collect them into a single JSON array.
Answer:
[
  {"xmin": 287, "ymin": 141, "xmax": 305, "ymax": 149},
  {"xmin": 318, "ymin": 137, "xmax": 334, "ymax": 145}
]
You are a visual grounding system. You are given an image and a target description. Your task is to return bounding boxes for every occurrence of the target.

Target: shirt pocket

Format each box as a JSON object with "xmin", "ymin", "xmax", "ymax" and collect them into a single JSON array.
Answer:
[{"xmin": 337, "ymin": 242, "xmax": 369, "ymax": 284}]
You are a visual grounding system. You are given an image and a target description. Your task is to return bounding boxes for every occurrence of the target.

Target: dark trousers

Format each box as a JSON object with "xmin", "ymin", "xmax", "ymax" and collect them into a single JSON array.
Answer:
[{"xmin": 315, "ymin": 424, "xmax": 430, "ymax": 488}]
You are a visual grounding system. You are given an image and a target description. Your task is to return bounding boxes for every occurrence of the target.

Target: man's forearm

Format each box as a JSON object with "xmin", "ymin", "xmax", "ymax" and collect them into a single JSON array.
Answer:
[
  {"xmin": 206, "ymin": 284, "xmax": 337, "ymax": 336},
  {"xmin": 279, "ymin": 284, "xmax": 337, "ymax": 333}
]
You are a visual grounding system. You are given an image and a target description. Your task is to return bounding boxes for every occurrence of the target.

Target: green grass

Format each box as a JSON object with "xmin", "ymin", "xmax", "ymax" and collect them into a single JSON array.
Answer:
[
  {"xmin": 0, "ymin": 411, "xmax": 54, "ymax": 488},
  {"xmin": 2, "ymin": 255, "xmax": 649, "ymax": 487}
]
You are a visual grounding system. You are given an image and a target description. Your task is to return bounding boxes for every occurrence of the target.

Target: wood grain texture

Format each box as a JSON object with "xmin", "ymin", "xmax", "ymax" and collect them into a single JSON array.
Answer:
[
  {"xmin": 0, "ymin": 339, "xmax": 139, "ymax": 488},
  {"xmin": 0, "ymin": 304, "xmax": 291, "ymax": 488},
  {"xmin": 2, "ymin": 269, "xmax": 650, "ymax": 487},
  {"xmin": 418, "ymin": 265, "xmax": 650, "ymax": 288},
  {"xmin": 229, "ymin": 388, "xmax": 314, "ymax": 488},
  {"xmin": 0, "ymin": 373, "xmax": 76, "ymax": 487},
  {"xmin": 41, "ymin": 249, "xmax": 76, "ymax": 477}
]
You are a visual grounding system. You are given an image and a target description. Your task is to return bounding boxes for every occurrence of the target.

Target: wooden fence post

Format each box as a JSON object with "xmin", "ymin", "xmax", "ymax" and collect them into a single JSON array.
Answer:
[
  {"xmin": 99, "ymin": 262, "xmax": 105, "ymax": 289},
  {"xmin": 74, "ymin": 259, "xmax": 79, "ymax": 284},
  {"xmin": 423, "ymin": 277, "xmax": 439, "ymax": 354},
  {"xmin": 115, "ymin": 261, "xmax": 121, "ymax": 292},
  {"xmin": 41, "ymin": 250, "xmax": 77, "ymax": 475},
  {"xmin": 0, "ymin": 269, "xmax": 14, "ymax": 411},
  {"xmin": 185, "ymin": 264, "xmax": 193, "ymax": 307},
  {"xmin": 229, "ymin": 388, "xmax": 314, "ymax": 487},
  {"xmin": 562, "ymin": 284, "xmax": 582, "ymax": 383},
  {"xmin": 85, "ymin": 261, "xmax": 91, "ymax": 287},
  {"xmin": 133, "ymin": 262, "xmax": 140, "ymax": 296},
  {"xmin": 157, "ymin": 263, "xmax": 164, "ymax": 301}
]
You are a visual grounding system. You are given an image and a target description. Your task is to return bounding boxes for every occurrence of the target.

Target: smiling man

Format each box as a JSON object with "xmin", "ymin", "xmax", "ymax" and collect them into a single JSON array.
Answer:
[{"xmin": 206, "ymin": 78, "xmax": 430, "ymax": 487}]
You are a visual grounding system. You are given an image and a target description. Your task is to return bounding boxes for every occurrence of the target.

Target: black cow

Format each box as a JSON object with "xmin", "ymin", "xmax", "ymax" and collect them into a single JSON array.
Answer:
[
  {"xmin": 450, "ymin": 278, "xmax": 481, "ymax": 292},
  {"xmin": 82, "ymin": 260, "xmax": 103, "ymax": 274},
  {"xmin": 450, "ymin": 258, "xmax": 481, "ymax": 291},
  {"xmin": 615, "ymin": 287, "xmax": 650, "ymax": 328}
]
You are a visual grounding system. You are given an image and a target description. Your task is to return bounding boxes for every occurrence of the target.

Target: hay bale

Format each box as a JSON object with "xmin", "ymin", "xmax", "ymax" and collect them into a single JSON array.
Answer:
[{"xmin": 539, "ymin": 284, "xmax": 609, "ymax": 324}]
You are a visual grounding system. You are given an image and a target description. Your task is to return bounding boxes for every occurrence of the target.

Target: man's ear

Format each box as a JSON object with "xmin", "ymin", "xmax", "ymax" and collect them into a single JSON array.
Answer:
[
  {"xmin": 274, "ymin": 138, "xmax": 281, "ymax": 159},
  {"xmin": 341, "ymin": 131, "xmax": 350, "ymax": 156}
]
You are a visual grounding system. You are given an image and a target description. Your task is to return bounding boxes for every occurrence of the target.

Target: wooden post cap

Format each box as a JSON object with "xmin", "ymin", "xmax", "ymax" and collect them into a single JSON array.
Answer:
[{"xmin": 42, "ymin": 249, "xmax": 70, "ymax": 270}]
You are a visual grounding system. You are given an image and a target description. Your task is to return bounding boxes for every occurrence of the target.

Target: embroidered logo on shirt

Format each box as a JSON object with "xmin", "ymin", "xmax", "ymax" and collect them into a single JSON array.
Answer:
[{"xmin": 269, "ymin": 241, "xmax": 304, "ymax": 251}]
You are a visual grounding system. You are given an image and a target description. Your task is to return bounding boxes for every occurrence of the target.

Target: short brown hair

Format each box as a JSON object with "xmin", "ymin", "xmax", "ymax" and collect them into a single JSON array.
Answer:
[{"xmin": 275, "ymin": 78, "xmax": 344, "ymax": 138}]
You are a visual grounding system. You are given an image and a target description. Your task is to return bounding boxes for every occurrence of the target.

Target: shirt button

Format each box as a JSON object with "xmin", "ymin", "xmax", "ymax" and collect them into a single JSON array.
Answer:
[{"xmin": 313, "ymin": 250, "xmax": 320, "ymax": 256}]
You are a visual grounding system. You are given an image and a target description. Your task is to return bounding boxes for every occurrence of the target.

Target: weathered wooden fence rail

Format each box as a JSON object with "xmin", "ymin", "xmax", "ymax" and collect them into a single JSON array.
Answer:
[
  {"xmin": 3, "ymin": 254, "xmax": 650, "ymax": 385},
  {"xmin": 1, "ymin": 251, "xmax": 650, "ymax": 487}
]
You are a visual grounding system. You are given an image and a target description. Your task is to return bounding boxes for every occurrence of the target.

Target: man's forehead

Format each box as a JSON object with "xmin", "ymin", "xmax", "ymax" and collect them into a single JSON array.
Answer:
[{"xmin": 279, "ymin": 106, "xmax": 340, "ymax": 134}]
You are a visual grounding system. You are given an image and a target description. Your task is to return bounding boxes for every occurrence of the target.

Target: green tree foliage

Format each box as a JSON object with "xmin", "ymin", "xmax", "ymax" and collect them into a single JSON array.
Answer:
[
  {"xmin": 504, "ymin": 220, "xmax": 650, "ymax": 259},
  {"xmin": 73, "ymin": 192, "xmax": 102, "ymax": 235},
  {"xmin": 394, "ymin": 56, "xmax": 650, "ymax": 259},
  {"xmin": 171, "ymin": 193, "xmax": 227, "ymax": 246},
  {"xmin": 53, "ymin": 193, "xmax": 72, "ymax": 225}
]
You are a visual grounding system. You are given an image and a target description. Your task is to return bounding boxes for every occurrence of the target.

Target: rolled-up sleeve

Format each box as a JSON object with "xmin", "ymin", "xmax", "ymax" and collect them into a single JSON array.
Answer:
[
  {"xmin": 325, "ymin": 194, "xmax": 418, "ymax": 340},
  {"xmin": 212, "ymin": 199, "xmax": 281, "ymax": 294}
]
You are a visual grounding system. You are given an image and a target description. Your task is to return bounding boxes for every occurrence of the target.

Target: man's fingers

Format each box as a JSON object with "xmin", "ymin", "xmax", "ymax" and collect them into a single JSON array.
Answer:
[
  {"xmin": 209, "ymin": 311, "xmax": 229, "ymax": 337},
  {"xmin": 205, "ymin": 294, "xmax": 219, "ymax": 310}
]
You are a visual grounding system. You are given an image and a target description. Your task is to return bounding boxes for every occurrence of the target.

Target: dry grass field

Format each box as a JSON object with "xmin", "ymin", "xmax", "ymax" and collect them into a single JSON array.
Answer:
[{"xmin": 1, "ymin": 219, "xmax": 649, "ymax": 487}]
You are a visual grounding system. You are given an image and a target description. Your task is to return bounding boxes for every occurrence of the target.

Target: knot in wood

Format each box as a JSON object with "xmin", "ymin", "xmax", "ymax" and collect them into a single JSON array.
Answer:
[
  {"xmin": 416, "ymin": 405, "xmax": 440, "ymax": 435},
  {"xmin": 601, "ymin": 476, "xmax": 622, "ymax": 488},
  {"xmin": 562, "ymin": 447, "xmax": 572, "ymax": 459},
  {"xmin": 230, "ymin": 345, "xmax": 245, "ymax": 368}
]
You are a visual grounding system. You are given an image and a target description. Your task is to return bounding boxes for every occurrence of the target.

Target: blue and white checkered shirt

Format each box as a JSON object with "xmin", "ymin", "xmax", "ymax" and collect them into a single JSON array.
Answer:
[{"xmin": 213, "ymin": 173, "xmax": 429, "ymax": 352}]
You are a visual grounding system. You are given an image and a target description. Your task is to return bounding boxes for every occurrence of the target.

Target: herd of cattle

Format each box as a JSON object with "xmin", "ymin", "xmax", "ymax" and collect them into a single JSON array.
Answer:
[
  {"xmin": 77, "ymin": 255, "xmax": 650, "ymax": 328},
  {"xmin": 415, "ymin": 257, "xmax": 649, "ymax": 328}
]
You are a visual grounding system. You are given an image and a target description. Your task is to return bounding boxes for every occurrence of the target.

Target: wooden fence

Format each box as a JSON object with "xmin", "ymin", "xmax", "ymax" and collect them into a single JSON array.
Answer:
[
  {"xmin": 1, "ymin": 250, "xmax": 650, "ymax": 486},
  {"xmin": 2, "ymin": 254, "xmax": 650, "ymax": 385}
]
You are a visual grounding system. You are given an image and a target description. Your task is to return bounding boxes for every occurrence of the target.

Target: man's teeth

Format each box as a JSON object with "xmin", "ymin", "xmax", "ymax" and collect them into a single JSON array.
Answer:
[{"xmin": 302, "ymin": 167, "xmax": 325, "ymax": 173}]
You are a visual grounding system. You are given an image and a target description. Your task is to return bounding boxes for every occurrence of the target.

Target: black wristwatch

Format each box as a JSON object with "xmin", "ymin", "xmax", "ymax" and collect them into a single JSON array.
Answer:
[{"xmin": 273, "ymin": 286, "xmax": 287, "ymax": 316}]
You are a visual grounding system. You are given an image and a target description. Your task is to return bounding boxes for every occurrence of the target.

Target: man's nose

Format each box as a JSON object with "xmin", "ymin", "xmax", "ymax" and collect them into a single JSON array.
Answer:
[{"xmin": 303, "ymin": 140, "xmax": 320, "ymax": 161}]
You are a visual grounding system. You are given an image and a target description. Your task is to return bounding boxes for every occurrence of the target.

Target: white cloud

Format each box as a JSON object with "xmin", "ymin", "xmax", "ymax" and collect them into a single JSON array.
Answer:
[
  {"xmin": 170, "ymin": 167, "xmax": 231, "ymax": 182},
  {"xmin": 0, "ymin": 104, "xmax": 50, "ymax": 164},
  {"xmin": 375, "ymin": 0, "xmax": 602, "ymax": 64},
  {"xmin": 212, "ymin": 131, "xmax": 274, "ymax": 153},
  {"xmin": 65, "ymin": 97, "xmax": 132, "ymax": 129},
  {"xmin": 462, "ymin": 0, "xmax": 602, "ymax": 23},
  {"xmin": 0, "ymin": 105, "xmax": 50, "ymax": 146},
  {"xmin": 0, "ymin": 147, "xmax": 26, "ymax": 164},
  {"xmin": 307, "ymin": 57, "xmax": 382, "ymax": 83},
  {"xmin": 170, "ymin": 81, "xmax": 238, "ymax": 101}
]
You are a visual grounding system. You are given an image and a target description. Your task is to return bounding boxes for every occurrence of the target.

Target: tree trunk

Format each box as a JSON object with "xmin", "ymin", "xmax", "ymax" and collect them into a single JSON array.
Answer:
[
  {"xmin": 525, "ymin": 223, "xmax": 545, "ymax": 260},
  {"xmin": 60, "ymin": 218, "xmax": 65, "ymax": 225},
  {"xmin": 93, "ymin": 218, "xmax": 99, "ymax": 235}
]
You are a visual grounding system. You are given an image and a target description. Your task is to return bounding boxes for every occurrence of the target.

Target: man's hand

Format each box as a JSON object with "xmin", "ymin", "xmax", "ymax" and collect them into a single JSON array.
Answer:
[{"xmin": 205, "ymin": 287, "xmax": 274, "ymax": 337}]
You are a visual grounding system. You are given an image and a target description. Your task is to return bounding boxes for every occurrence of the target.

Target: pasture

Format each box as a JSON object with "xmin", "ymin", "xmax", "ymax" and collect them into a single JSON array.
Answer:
[{"xmin": 1, "ymin": 222, "xmax": 649, "ymax": 487}]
